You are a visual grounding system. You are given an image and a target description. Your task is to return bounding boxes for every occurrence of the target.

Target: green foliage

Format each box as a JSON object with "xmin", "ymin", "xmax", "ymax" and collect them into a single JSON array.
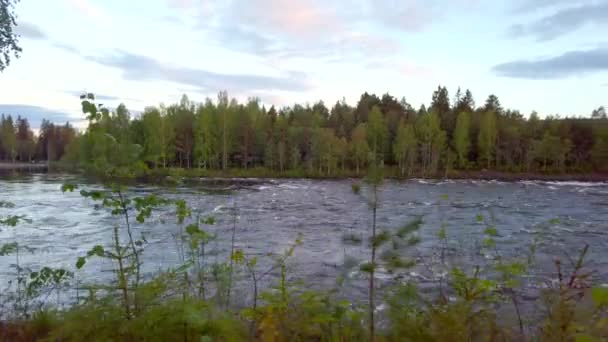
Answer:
[
  {"xmin": 484, "ymin": 226, "xmax": 498, "ymax": 237},
  {"xmin": 3, "ymin": 87, "xmax": 608, "ymax": 174},
  {"xmin": 0, "ymin": 0, "xmax": 21, "ymax": 71},
  {"xmin": 396, "ymin": 216, "xmax": 423, "ymax": 238},
  {"xmin": 26, "ymin": 267, "xmax": 73, "ymax": 296},
  {"xmin": 478, "ymin": 111, "xmax": 498, "ymax": 168},
  {"xmin": 592, "ymin": 287, "xmax": 608, "ymax": 307},
  {"xmin": 415, "ymin": 111, "xmax": 446, "ymax": 175},
  {"xmin": 0, "ymin": 241, "xmax": 18, "ymax": 255},
  {"xmin": 0, "ymin": 214, "xmax": 31, "ymax": 226},
  {"xmin": 370, "ymin": 230, "xmax": 391, "ymax": 248},
  {"xmin": 360, "ymin": 262, "xmax": 376, "ymax": 274},
  {"xmin": 60, "ymin": 183, "xmax": 77, "ymax": 192},
  {"xmin": 454, "ymin": 111, "xmax": 471, "ymax": 168},
  {"xmin": 393, "ymin": 120, "xmax": 417, "ymax": 176},
  {"xmin": 451, "ymin": 267, "xmax": 497, "ymax": 302}
]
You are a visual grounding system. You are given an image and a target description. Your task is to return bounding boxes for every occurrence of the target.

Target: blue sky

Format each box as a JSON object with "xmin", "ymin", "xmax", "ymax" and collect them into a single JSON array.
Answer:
[{"xmin": 0, "ymin": 0, "xmax": 607, "ymax": 129}]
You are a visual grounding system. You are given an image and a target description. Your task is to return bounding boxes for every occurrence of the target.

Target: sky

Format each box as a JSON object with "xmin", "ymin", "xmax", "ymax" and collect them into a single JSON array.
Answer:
[{"xmin": 0, "ymin": 0, "xmax": 607, "ymax": 129}]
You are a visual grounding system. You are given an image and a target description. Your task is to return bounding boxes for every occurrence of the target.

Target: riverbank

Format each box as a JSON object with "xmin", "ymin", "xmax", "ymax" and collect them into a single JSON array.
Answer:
[
  {"xmin": 4, "ymin": 162, "xmax": 607, "ymax": 182},
  {"xmin": 140, "ymin": 167, "xmax": 608, "ymax": 182},
  {"xmin": 0, "ymin": 161, "xmax": 48, "ymax": 170}
]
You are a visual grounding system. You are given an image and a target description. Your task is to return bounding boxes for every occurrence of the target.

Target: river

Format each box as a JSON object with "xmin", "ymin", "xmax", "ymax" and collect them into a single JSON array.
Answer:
[{"xmin": 1, "ymin": 172, "xmax": 607, "ymax": 308}]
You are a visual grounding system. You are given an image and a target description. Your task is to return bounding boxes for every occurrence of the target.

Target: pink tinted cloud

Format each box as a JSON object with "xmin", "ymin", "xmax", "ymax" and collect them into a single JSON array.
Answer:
[
  {"xmin": 242, "ymin": 0, "xmax": 341, "ymax": 38},
  {"xmin": 398, "ymin": 62, "xmax": 435, "ymax": 78},
  {"xmin": 63, "ymin": 0, "xmax": 107, "ymax": 21},
  {"xmin": 341, "ymin": 32, "xmax": 399, "ymax": 54}
]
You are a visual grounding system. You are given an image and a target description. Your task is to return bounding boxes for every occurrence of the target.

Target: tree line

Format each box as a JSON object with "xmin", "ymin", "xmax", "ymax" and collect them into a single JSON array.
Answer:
[
  {"xmin": 2, "ymin": 87, "xmax": 607, "ymax": 175},
  {"xmin": 0, "ymin": 115, "xmax": 76, "ymax": 163}
]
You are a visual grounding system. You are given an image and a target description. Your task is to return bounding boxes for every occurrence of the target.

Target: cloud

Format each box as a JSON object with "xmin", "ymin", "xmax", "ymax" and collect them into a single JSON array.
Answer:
[
  {"xmin": 172, "ymin": 0, "xmax": 474, "ymax": 64},
  {"xmin": 370, "ymin": 0, "xmax": 432, "ymax": 32},
  {"xmin": 63, "ymin": 0, "xmax": 108, "ymax": 21},
  {"xmin": 63, "ymin": 91, "xmax": 120, "ymax": 102},
  {"xmin": 11, "ymin": 21, "xmax": 81, "ymax": 55},
  {"xmin": 87, "ymin": 50, "xmax": 311, "ymax": 93},
  {"xmin": 511, "ymin": 0, "xmax": 579, "ymax": 13},
  {"xmin": 398, "ymin": 62, "xmax": 434, "ymax": 78},
  {"xmin": 63, "ymin": 90, "xmax": 144, "ymax": 103},
  {"xmin": 492, "ymin": 47, "xmax": 608, "ymax": 79},
  {"xmin": 15, "ymin": 22, "xmax": 47, "ymax": 40},
  {"xmin": 0, "ymin": 104, "xmax": 82, "ymax": 129},
  {"xmin": 52, "ymin": 42, "xmax": 79, "ymax": 54},
  {"xmin": 508, "ymin": 1, "xmax": 608, "ymax": 41}
]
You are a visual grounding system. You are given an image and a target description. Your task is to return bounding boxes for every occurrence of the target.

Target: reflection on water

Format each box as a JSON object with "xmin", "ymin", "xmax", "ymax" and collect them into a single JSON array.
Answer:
[{"xmin": 1, "ymin": 173, "xmax": 607, "ymax": 306}]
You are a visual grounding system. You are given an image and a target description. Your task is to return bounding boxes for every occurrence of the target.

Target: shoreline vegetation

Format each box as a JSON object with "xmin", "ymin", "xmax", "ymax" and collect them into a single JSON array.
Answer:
[{"xmin": 1, "ymin": 162, "xmax": 607, "ymax": 182}]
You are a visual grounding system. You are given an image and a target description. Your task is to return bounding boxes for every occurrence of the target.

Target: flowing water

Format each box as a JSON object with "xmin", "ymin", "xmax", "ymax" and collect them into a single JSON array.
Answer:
[{"xmin": 1, "ymin": 172, "xmax": 607, "ymax": 308}]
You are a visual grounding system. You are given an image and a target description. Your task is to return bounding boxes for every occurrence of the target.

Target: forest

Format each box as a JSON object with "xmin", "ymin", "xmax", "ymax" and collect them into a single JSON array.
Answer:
[{"xmin": 1, "ymin": 87, "xmax": 607, "ymax": 176}]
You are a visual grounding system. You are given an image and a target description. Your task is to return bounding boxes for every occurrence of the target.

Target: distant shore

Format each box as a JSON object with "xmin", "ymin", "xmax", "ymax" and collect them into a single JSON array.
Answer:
[
  {"xmin": 1, "ymin": 162, "xmax": 607, "ymax": 182},
  {"xmin": 442, "ymin": 170, "xmax": 608, "ymax": 182},
  {"xmin": 141, "ymin": 167, "xmax": 608, "ymax": 183},
  {"xmin": 0, "ymin": 161, "xmax": 48, "ymax": 170}
]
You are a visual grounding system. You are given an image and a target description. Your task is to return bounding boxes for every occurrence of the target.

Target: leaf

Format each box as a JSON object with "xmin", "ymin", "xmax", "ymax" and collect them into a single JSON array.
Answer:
[
  {"xmin": 360, "ymin": 262, "xmax": 375, "ymax": 273},
  {"xmin": 87, "ymin": 245, "xmax": 104, "ymax": 257},
  {"xmin": 396, "ymin": 216, "xmax": 423, "ymax": 238},
  {"xmin": 497, "ymin": 262, "xmax": 527, "ymax": 277},
  {"xmin": 0, "ymin": 215, "xmax": 30, "ymax": 227},
  {"xmin": 476, "ymin": 214, "xmax": 484, "ymax": 222},
  {"xmin": 438, "ymin": 226, "xmax": 447, "ymax": 240},
  {"xmin": 440, "ymin": 194, "xmax": 449, "ymax": 200},
  {"xmin": 592, "ymin": 287, "xmax": 608, "ymax": 307},
  {"xmin": 175, "ymin": 261, "xmax": 194, "ymax": 273},
  {"xmin": 231, "ymin": 249, "xmax": 245, "ymax": 264},
  {"xmin": 175, "ymin": 200, "xmax": 191, "ymax": 224},
  {"xmin": 201, "ymin": 216, "xmax": 216, "ymax": 225},
  {"xmin": 549, "ymin": 218, "xmax": 561, "ymax": 225},
  {"xmin": 484, "ymin": 227, "xmax": 498, "ymax": 237},
  {"xmin": 61, "ymin": 183, "xmax": 77, "ymax": 192},
  {"xmin": 76, "ymin": 257, "xmax": 87, "ymax": 269},
  {"xmin": 0, "ymin": 242, "xmax": 18, "ymax": 256},
  {"xmin": 186, "ymin": 224, "xmax": 201, "ymax": 236},
  {"xmin": 371, "ymin": 231, "xmax": 391, "ymax": 247},
  {"xmin": 483, "ymin": 238, "xmax": 495, "ymax": 248}
]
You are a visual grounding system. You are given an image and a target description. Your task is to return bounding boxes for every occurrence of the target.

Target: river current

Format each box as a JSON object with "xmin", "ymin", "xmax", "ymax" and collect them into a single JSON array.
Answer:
[{"xmin": 1, "ymin": 173, "xmax": 607, "ymax": 308}]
